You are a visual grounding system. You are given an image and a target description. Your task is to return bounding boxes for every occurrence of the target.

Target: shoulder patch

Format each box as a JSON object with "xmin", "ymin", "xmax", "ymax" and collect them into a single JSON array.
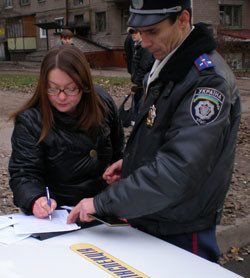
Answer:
[
  {"xmin": 195, "ymin": 54, "xmax": 214, "ymax": 71},
  {"xmin": 190, "ymin": 87, "xmax": 225, "ymax": 125}
]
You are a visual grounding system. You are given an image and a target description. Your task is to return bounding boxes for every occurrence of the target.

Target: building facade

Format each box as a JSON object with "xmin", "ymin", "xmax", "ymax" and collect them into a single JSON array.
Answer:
[
  {"xmin": 193, "ymin": 0, "xmax": 250, "ymax": 69},
  {"xmin": 0, "ymin": 0, "xmax": 130, "ymax": 67},
  {"xmin": 0, "ymin": 0, "xmax": 249, "ymax": 69}
]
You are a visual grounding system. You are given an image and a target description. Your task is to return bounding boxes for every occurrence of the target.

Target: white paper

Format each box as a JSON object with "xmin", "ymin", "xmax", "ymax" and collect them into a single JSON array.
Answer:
[
  {"xmin": 12, "ymin": 210, "xmax": 80, "ymax": 235},
  {"xmin": 0, "ymin": 215, "xmax": 17, "ymax": 230},
  {"xmin": 60, "ymin": 205, "xmax": 74, "ymax": 211},
  {"xmin": 0, "ymin": 226, "xmax": 31, "ymax": 245}
]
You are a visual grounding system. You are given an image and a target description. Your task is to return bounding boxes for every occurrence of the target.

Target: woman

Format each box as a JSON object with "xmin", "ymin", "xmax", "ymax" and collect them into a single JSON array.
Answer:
[{"xmin": 8, "ymin": 45, "xmax": 124, "ymax": 219}]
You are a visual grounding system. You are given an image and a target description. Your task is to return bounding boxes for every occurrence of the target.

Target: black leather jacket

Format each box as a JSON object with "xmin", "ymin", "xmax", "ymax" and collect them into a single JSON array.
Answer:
[
  {"xmin": 9, "ymin": 86, "xmax": 124, "ymax": 214},
  {"xmin": 94, "ymin": 23, "xmax": 241, "ymax": 236},
  {"xmin": 124, "ymin": 33, "xmax": 134, "ymax": 75},
  {"xmin": 131, "ymin": 41, "xmax": 155, "ymax": 86}
]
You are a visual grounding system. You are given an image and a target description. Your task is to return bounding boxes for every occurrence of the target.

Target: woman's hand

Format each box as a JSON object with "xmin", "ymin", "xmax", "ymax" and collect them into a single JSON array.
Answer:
[
  {"xmin": 32, "ymin": 197, "xmax": 57, "ymax": 219},
  {"xmin": 102, "ymin": 159, "xmax": 123, "ymax": 184}
]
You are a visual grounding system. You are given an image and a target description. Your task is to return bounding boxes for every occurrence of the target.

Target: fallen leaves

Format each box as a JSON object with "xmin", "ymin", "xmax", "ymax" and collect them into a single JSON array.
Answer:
[{"xmin": 219, "ymin": 245, "xmax": 250, "ymax": 265}]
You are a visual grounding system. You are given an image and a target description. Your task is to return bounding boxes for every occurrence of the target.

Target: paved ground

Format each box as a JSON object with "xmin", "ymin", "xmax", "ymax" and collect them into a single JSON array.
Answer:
[
  {"xmin": 0, "ymin": 60, "xmax": 131, "ymax": 78},
  {"xmin": 224, "ymin": 252, "xmax": 250, "ymax": 277}
]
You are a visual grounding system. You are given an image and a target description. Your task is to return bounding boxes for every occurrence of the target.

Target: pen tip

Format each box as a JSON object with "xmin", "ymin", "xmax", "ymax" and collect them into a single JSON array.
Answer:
[{"xmin": 49, "ymin": 215, "xmax": 52, "ymax": 221}]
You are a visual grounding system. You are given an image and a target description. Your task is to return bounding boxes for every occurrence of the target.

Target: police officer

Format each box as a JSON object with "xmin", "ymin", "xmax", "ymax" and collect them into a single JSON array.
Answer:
[
  {"xmin": 129, "ymin": 27, "xmax": 154, "ymax": 122},
  {"xmin": 124, "ymin": 27, "xmax": 154, "ymax": 125},
  {"xmin": 68, "ymin": 0, "xmax": 241, "ymax": 263},
  {"xmin": 124, "ymin": 27, "xmax": 134, "ymax": 75}
]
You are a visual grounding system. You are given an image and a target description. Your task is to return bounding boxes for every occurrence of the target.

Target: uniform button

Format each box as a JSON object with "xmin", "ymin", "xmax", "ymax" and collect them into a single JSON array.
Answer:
[{"xmin": 89, "ymin": 149, "xmax": 97, "ymax": 157}]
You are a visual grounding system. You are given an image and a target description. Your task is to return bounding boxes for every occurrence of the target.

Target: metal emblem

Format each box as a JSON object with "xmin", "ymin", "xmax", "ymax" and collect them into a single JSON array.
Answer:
[
  {"xmin": 146, "ymin": 105, "xmax": 157, "ymax": 127},
  {"xmin": 132, "ymin": 0, "xmax": 144, "ymax": 10},
  {"xmin": 195, "ymin": 100, "xmax": 215, "ymax": 120}
]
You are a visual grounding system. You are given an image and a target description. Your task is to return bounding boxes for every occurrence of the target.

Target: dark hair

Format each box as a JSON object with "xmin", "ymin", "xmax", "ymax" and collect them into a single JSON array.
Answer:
[
  {"xmin": 128, "ymin": 28, "xmax": 138, "ymax": 34},
  {"xmin": 9, "ymin": 45, "xmax": 106, "ymax": 143},
  {"xmin": 168, "ymin": 9, "xmax": 192, "ymax": 25},
  {"xmin": 60, "ymin": 29, "xmax": 74, "ymax": 39}
]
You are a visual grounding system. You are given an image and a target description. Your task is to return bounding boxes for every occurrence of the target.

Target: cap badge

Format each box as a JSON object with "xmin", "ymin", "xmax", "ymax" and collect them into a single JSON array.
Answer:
[{"xmin": 132, "ymin": 0, "xmax": 144, "ymax": 10}]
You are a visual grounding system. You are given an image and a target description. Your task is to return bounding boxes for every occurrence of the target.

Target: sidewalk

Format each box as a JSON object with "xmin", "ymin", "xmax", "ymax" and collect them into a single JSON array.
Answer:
[
  {"xmin": 217, "ymin": 215, "xmax": 250, "ymax": 254},
  {"xmin": 0, "ymin": 61, "xmax": 40, "ymax": 73},
  {"xmin": 0, "ymin": 60, "xmax": 130, "ymax": 78},
  {"xmin": 0, "ymin": 60, "xmax": 249, "ymax": 255}
]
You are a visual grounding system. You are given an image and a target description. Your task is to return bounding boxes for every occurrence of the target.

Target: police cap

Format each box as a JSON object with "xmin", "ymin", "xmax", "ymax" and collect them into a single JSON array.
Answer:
[{"xmin": 127, "ymin": 0, "xmax": 191, "ymax": 28}]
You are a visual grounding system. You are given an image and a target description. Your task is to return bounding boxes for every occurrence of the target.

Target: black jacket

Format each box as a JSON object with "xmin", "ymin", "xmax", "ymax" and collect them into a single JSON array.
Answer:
[
  {"xmin": 131, "ymin": 41, "xmax": 154, "ymax": 86},
  {"xmin": 9, "ymin": 87, "xmax": 124, "ymax": 214},
  {"xmin": 94, "ymin": 23, "xmax": 241, "ymax": 236},
  {"xmin": 124, "ymin": 33, "xmax": 134, "ymax": 74}
]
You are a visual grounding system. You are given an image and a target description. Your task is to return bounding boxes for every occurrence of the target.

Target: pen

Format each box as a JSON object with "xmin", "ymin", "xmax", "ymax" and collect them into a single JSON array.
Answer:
[{"xmin": 46, "ymin": 187, "xmax": 52, "ymax": 221}]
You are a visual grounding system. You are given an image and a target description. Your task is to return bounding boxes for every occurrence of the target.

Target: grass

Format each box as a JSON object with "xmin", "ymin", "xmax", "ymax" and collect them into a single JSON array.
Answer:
[
  {"xmin": 93, "ymin": 76, "xmax": 130, "ymax": 86},
  {"xmin": 0, "ymin": 73, "xmax": 130, "ymax": 90},
  {"xmin": 0, "ymin": 74, "xmax": 38, "ymax": 88},
  {"xmin": 0, "ymin": 69, "xmax": 248, "ymax": 90},
  {"xmin": 233, "ymin": 69, "xmax": 250, "ymax": 78}
]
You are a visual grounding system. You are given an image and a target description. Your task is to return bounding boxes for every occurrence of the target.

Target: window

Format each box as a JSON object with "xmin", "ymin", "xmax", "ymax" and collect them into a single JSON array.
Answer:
[
  {"xmin": 55, "ymin": 17, "xmax": 64, "ymax": 33},
  {"xmin": 38, "ymin": 0, "xmax": 46, "ymax": 3},
  {"xmin": 3, "ymin": 0, "xmax": 13, "ymax": 8},
  {"xmin": 40, "ymin": 28, "xmax": 46, "ymax": 38},
  {"xmin": 220, "ymin": 5, "xmax": 242, "ymax": 28},
  {"xmin": 6, "ymin": 19, "xmax": 22, "ymax": 38},
  {"xmin": 39, "ymin": 21, "xmax": 47, "ymax": 38},
  {"xmin": 74, "ymin": 14, "xmax": 84, "ymax": 26},
  {"xmin": 121, "ymin": 9, "xmax": 129, "ymax": 33},
  {"xmin": 95, "ymin": 12, "xmax": 106, "ymax": 33},
  {"xmin": 20, "ymin": 0, "xmax": 30, "ymax": 6},
  {"xmin": 74, "ymin": 0, "xmax": 83, "ymax": 5}
]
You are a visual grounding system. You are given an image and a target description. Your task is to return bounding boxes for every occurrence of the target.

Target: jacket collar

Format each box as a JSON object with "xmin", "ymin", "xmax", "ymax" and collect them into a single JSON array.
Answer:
[
  {"xmin": 132, "ymin": 24, "xmax": 216, "ymax": 135},
  {"xmin": 159, "ymin": 22, "xmax": 216, "ymax": 83},
  {"xmin": 52, "ymin": 107, "xmax": 78, "ymax": 129}
]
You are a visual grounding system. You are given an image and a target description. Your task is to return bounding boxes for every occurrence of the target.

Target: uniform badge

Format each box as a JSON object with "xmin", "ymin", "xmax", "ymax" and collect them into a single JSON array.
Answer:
[
  {"xmin": 194, "ymin": 54, "xmax": 215, "ymax": 71},
  {"xmin": 146, "ymin": 105, "xmax": 157, "ymax": 127},
  {"xmin": 191, "ymin": 87, "xmax": 225, "ymax": 125},
  {"xmin": 132, "ymin": 0, "xmax": 144, "ymax": 9}
]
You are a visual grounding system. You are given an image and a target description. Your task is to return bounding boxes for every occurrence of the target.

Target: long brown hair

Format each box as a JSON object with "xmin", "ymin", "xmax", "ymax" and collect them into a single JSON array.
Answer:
[{"xmin": 9, "ymin": 45, "xmax": 106, "ymax": 143}]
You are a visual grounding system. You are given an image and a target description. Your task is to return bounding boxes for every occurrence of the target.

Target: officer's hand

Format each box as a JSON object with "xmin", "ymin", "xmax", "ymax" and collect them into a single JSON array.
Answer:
[
  {"xmin": 32, "ymin": 197, "xmax": 57, "ymax": 219},
  {"xmin": 131, "ymin": 86, "xmax": 138, "ymax": 95},
  {"xmin": 67, "ymin": 198, "xmax": 95, "ymax": 224},
  {"xmin": 103, "ymin": 159, "xmax": 123, "ymax": 184}
]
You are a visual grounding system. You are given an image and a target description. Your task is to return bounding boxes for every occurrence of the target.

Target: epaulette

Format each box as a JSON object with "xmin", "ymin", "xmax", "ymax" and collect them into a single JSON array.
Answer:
[{"xmin": 194, "ymin": 54, "xmax": 215, "ymax": 71}]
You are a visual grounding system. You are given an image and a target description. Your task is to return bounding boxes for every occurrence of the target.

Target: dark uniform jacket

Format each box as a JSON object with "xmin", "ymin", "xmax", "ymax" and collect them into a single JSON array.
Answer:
[
  {"xmin": 9, "ymin": 87, "xmax": 124, "ymax": 214},
  {"xmin": 94, "ymin": 23, "xmax": 241, "ymax": 236}
]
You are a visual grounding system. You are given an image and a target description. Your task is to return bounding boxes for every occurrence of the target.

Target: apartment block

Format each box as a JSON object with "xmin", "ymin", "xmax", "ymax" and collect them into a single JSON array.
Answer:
[
  {"xmin": 0, "ymin": 0, "xmax": 129, "ymax": 67},
  {"xmin": 0, "ymin": 0, "xmax": 249, "ymax": 69}
]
